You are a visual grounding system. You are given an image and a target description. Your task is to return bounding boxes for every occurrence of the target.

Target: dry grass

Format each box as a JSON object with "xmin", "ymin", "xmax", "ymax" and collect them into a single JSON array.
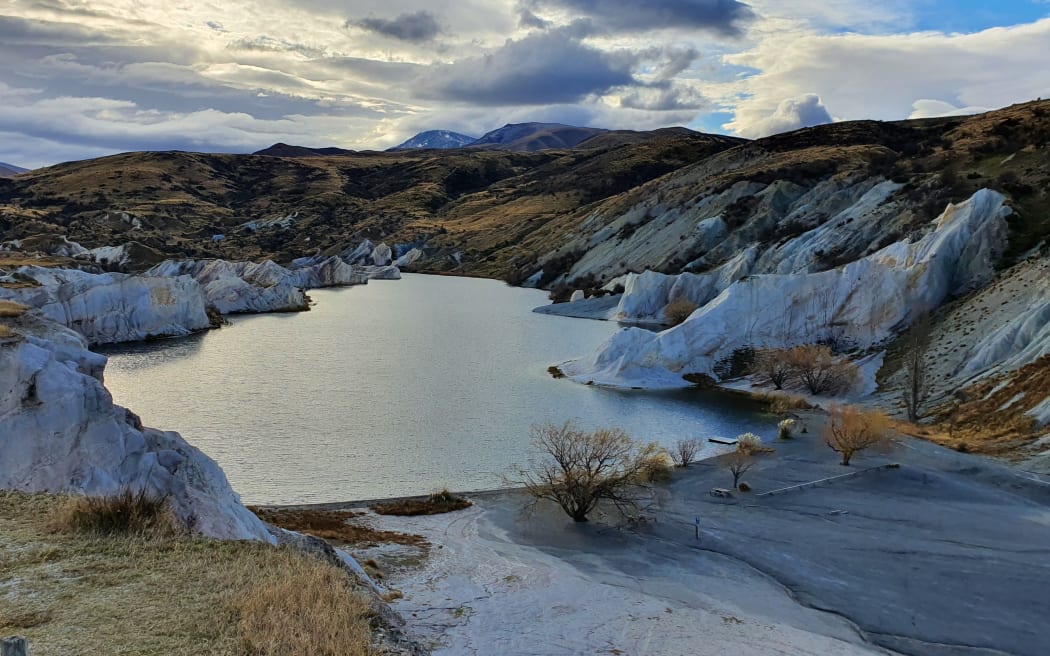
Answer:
[
  {"xmin": 234, "ymin": 550, "xmax": 375, "ymax": 656},
  {"xmin": 0, "ymin": 492, "xmax": 380, "ymax": 656},
  {"xmin": 372, "ymin": 490, "xmax": 472, "ymax": 516},
  {"xmin": 737, "ymin": 433, "xmax": 775, "ymax": 455},
  {"xmin": 48, "ymin": 487, "xmax": 182, "ymax": 537},
  {"xmin": 0, "ymin": 324, "xmax": 15, "ymax": 339},
  {"xmin": 663, "ymin": 298, "xmax": 699, "ymax": 326},
  {"xmin": 0, "ymin": 299, "xmax": 28, "ymax": 318},
  {"xmin": 251, "ymin": 507, "xmax": 429, "ymax": 548},
  {"xmin": 902, "ymin": 355, "xmax": 1050, "ymax": 455}
]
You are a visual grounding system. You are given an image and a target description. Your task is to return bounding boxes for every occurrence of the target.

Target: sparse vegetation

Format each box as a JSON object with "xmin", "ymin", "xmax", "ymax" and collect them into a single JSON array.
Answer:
[
  {"xmin": 823, "ymin": 405, "xmax": 892, "ymax": 466},
  {"xmin": 1, "ymin": 492, "xmax": 381, "ymax": 656},
  {"xmin": 512, "ymin": 422, "xmax": 664, "ymax": 522},
  {"xmin": 0, "ymin": 299, "xmax": 28, "ymax": 318},
  {"xmin": 250, "ymin": 507, "xmax": 427, "ymax": 548},
  {"xmin": 737, "ymin": 433, "xmax": 775, "ymax": 455},
  {"xmin": 901, "ymin": 314, "xmax": 932, "ymax": 422},
  {"xmin": 670, "ymin": 438, "xmax": 702, "ymax": 467},
  {"xmin": 371, "ymin": 489, "xmax": 472, "ymax": 516},
  {"xmin": 725, "ymin": 451, "xmax": 754, "ymax": 489},
  {"xmin": 778, "ymin": 418, "xmax": 796, "ymax": 440},
  {"xmin": 49, "ymin": 487, "xmax": 182, "ymax": 537},
  {"xmin": 663, "ymin": 298, "xmax": 699, "ymax": 326},
  {"xmin": 781, "ymin": 345, "xmax": 860, "ymax": 395}
]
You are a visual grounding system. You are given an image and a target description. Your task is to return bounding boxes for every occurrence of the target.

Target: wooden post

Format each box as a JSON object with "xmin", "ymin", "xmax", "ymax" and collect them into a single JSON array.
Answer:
[{"xmin": 2, "ymin": 636, "xmax": 28, "ymax": 656}]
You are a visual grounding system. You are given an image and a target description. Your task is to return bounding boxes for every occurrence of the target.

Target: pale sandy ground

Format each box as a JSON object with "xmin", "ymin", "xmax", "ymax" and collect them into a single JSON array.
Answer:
[
  {"xmin": 343, "ymin": 415, "xmax": 1050, "ymax": 656},
  {"xmin": 365, "ymin": 502, "xmax": 881, "ymax": 656}
]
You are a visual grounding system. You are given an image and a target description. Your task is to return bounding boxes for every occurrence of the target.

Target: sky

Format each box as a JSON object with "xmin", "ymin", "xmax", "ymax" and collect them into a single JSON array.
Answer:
[{"xmin": 1, "ymin": 0, "xmax": 1049, "ymax": 168}]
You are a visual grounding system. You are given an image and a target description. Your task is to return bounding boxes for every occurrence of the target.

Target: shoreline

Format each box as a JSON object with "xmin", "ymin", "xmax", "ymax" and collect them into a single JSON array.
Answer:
[{"xmin": 311, "ymin": 419, "xmax": 1050, "ymax": 655}]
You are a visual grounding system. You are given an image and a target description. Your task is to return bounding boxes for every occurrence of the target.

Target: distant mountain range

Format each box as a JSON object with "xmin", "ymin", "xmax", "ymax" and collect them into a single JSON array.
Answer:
[
  {"xmin": 0, "ymin": 162, "xmax": 28, "ymax": 178},
  {"xmin": 390, "ymin": 130, "xmax": 477, "ymax": 150},
  {"xmin": 255, "ymin": 122, "xmax": 690, "ymax": 158}
]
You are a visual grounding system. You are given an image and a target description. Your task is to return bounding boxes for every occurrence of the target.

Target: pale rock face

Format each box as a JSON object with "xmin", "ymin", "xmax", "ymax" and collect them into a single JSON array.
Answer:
[
  {"xmin": 371, "ymin": 243, "xmax": 393, "ymax": 266},
  {"xmin": 563, "ymin": 190, "xmax": 1011, "ymax": 388},
  {"xmin": 0, "ymin": 320, "xmax": 272, "ymax": 542},
  {"xmin": 569, "ymin": 290, "xmax": 586, "ymax": 302},
  {"xmin": 394, "ymin": 248, "xmax": 423, "ymax": 268},
  {"xmin": 362, "ymin": 265, "xmax": 402, "ymax": 280},
  {"xmin": 0, "ymin": 266, "xmax": 211, "ymax": 345}
]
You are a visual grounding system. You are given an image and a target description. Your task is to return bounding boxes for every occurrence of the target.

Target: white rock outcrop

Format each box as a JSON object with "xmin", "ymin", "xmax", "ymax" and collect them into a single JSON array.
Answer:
[
  {"xmin": 394, "ymin": 248, "xmax": 423, "ymax": 268},
  {"xmin": 0, "ymin": 266, "xmax": 211, "ymax": 345},
  {"xmin": 563, "ymin": 190, "xmax": 1011, "ymax": 388},
  {"xmin": 570, "ymin": 290, "xmax": 586, "ymax": 303},
  {"xmin": 371, "ymin": 243, "xmax": 392, "ymax": 266},
  {"xmin": 0, "ymin": 316, "xmax": 272, "ymax": 542}
]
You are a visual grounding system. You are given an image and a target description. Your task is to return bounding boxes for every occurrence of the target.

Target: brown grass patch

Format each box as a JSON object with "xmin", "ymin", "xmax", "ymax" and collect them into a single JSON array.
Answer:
[
  {"xmin": 0, "ymin": 299, "xmax": 28, "ymax": 318},
  {"xmin": 233, "ymin": 550, "xmax": 375, "ymax": 656},
  {"xmin": 0, "ymin": 325, "xmax": 16, "ymax": 339},
  {"xmin": 903, "ymin": 355, "xmax": 1050, "ymax": 456},
  {"xmin": 49, "ymin": 487, "xmax": 182, "ymax": 537},
  {"xmin": 251, "ymin": 507, "xmax": 428, "ymax": 548},
  {"xmin": 664, "ymin": 298, "xmax": 698, "ymax": 326},
  {"xmin": 0, "ymin": 492, "xmax": 380, "ymax": 656},
  {"xmin": 371, "ymin": 490, "xmax": 472, "ymax": 516}
]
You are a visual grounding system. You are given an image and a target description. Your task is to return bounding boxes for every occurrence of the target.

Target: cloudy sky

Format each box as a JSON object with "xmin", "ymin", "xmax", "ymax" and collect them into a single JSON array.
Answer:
[{"xmin": 2, "ymin": 0, "xmax": 1049, "ymax": 168}]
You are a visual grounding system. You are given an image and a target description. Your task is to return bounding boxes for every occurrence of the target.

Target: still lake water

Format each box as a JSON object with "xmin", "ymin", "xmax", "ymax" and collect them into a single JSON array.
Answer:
[{"xmin": 98, "ymin": 274, "xmax": 774, "ymax": 504}]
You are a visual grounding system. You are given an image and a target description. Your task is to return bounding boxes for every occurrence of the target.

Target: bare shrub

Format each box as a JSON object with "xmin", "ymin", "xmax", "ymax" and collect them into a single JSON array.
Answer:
[
  {"xmin": 664, "ymin": 298, "xmax": 699, "ymax": 326},
  {"xmin": 823, "ymin": 404, "xmax": 892, "ymax": 466},
  {"xmin": 512, "ymin": 422, "xmax": 664, "ymax": 522},
  {"xmin": 901, "ymin": 313, "xmax": 932, "ymax": 421},
  {"xmin": 752, "ymin": 348, "xmax": 793, "ymax": 390},
  {"xmin": 234, "ymin": 549, "xmax": 376, "ymax": 656},
  {"xmin": 50, "ymin": 487, "xmax": 181, "ymax": 537},
  {"xmin": 725, "ymin": 451, "xmax": 754, "ymax": 488},
  {"xmin": 670, "ymin": 438, "xmax": 702, "ymax": 467},
  {"xmin": 783, "ymin": 345, "xmax": 859, "ymax": 395},
  {"xmin": 737, "ymin": 433, "xmax": 775, "ymax": 455}
]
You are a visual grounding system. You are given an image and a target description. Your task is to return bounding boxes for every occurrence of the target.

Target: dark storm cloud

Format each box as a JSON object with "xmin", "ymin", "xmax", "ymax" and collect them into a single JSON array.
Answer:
[
  {"xmin": 526, "ymin": 0, "xmax": 754, "ymax": 36},
  {"xmin": 347, "ymin": 10, "xmax": 443, "ymax": 42},
  {"xmin": 414, "ymin": 28, "xmax": 635, "ymax": 105}
]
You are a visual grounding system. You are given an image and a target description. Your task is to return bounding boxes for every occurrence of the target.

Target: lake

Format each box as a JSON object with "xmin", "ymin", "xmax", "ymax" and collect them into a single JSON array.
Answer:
[{"xmin": 98, "ymin": 274, "xmax": 775, "ymax": 504}]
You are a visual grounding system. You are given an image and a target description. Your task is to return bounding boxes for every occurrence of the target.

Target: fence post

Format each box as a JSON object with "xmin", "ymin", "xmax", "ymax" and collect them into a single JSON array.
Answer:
[{"xmin": 1, "ymin": 636, "xmax": 28, "ymax": 656}]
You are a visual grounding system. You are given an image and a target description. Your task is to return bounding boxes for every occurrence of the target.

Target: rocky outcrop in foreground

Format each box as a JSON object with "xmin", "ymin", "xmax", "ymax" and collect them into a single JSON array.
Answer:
[{"xmin": 0, "ymin": 312, "xmax": 272, "ymax": 541}]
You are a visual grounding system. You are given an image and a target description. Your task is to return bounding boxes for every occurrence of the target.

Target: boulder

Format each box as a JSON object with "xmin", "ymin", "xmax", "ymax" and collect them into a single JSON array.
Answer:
[
  {"xmin": 0, "ymin": 317, "xmax": 272, "ymax": 542},
  {"xmin": 371, "ymin": 243, "xmax": 393, "ymax": 266}
]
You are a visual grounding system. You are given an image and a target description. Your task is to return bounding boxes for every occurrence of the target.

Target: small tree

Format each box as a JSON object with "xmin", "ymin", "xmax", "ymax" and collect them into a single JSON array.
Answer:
[
  {"xmin": 752, "ymin": 348, "xmax": 793, "ymax": 390},
  {"xmin": 901, "ymin": 314, "xmax": 932, "ymax": 422},
  {"xmin": 783, "ymin": 345, "xmax": 859, "ymax": 395},
  {"xmin": 725, "ymin": 451, "xmax": 754, "ymax": 488},
  {"xmin": 823, "ymin": 405, "xmax": 892, "ymax": 466},
  {"xmin": 513, "ymin": 422, "xmax": 663, "ymax": 522},
  {"xmin": 664, "ymin": 298, "xmax": 699, "ymax": 326},
  {"xmin": 670, "ymin": 438, "xmax": 701, "ymax": 467}
]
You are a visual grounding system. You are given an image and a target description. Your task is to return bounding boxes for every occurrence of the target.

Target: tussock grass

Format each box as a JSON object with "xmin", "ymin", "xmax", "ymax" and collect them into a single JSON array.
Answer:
[
  {"xmin": 371, "ymin": 489, "xmax": 472, "ymax": 516},
  {"xmin": 737, "ymin": 433, "xmax": 775, "ymax": 456},
  {"xmin": 0, "ymin": 492, "xmax": 379, "ymax": 656},
  {"xmin": 663, "ymin": 298, "xmax": 698, "ymax": 326},
  {"xmin": 234, "ymin": 550, "xmax": 375, "ymax": 656},
  {"xmin": 49, "ymin": 487, "xmax": 182, "ymax": 537},
  {"xmin": 0, "ymin": 299, "xmax": 28, "ymax": 318}
]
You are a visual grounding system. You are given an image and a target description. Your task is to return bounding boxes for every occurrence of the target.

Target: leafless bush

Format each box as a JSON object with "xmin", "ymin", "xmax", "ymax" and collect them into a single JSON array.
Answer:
[
  {"xmin": 670, "ymin": 438, "xmax": 702, "ymax": 467},
  {"xmin": 823, "ymin": 404, "xmax": 892, "ymax": 466},
  {"xmin": 511, "ymin": 422, "xmax": 664, "ymax": 522},
  {"xmin": 752, "ymin": 348, "xmax": 793, "ymax": 390},
  {"xmin": 725, "ymin": 451, "xmax": 754, "ymax": 488},
  {"xmin": 782, "ymin": 345, "xmax": 859, "ymax": 395}
]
